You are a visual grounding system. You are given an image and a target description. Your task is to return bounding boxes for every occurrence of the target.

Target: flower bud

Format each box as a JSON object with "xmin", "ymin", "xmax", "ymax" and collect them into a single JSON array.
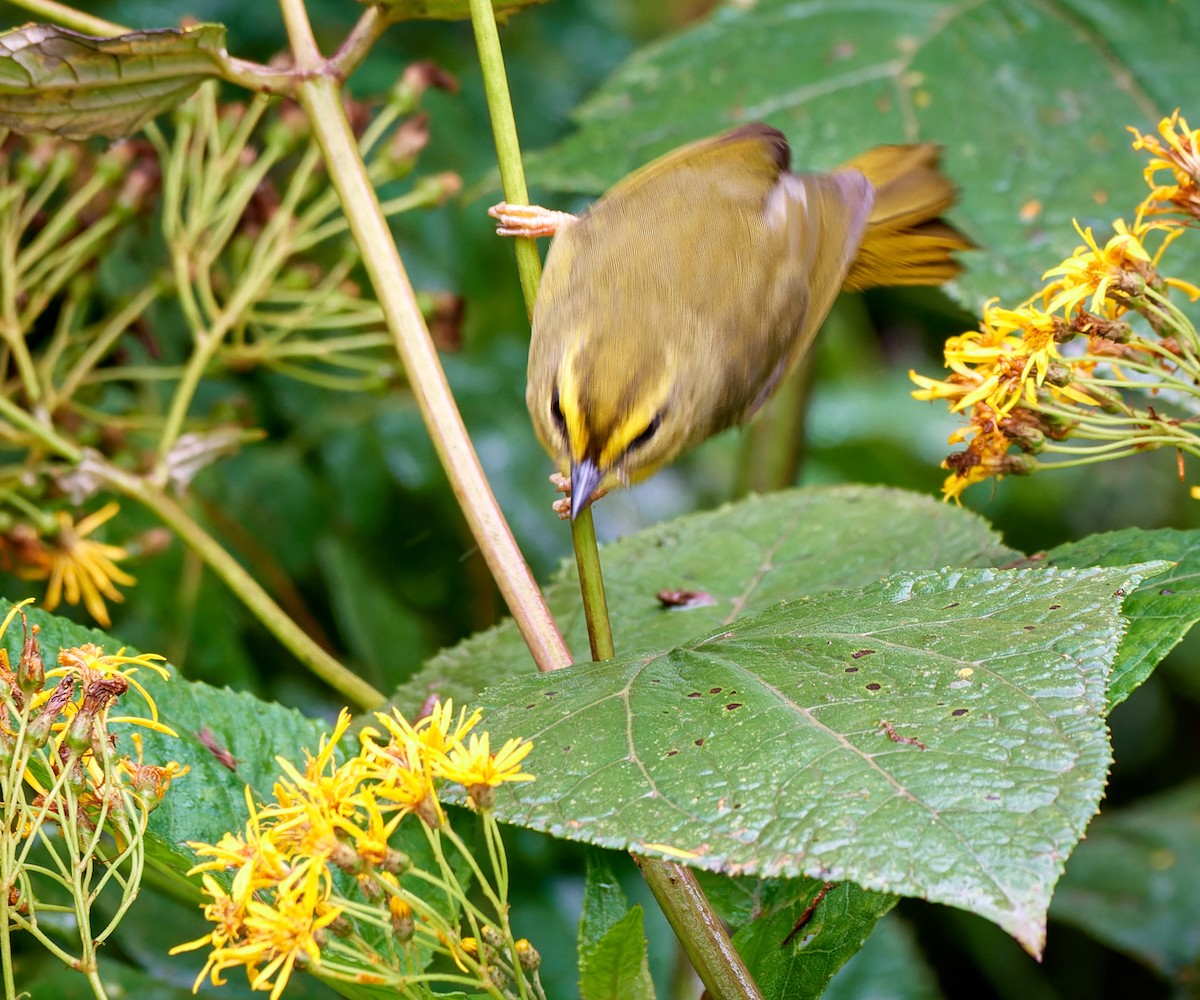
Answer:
[
  {"xmin": 389, "ymin": 897, "xmax": 415, "ymax": 942},
  {"xmin": 17, "ymin": 624, "xmax": 44, "ymax": 695},
  {"xmin": 515, "ymin": 939, "xmax": 541, "ymax": 971}
]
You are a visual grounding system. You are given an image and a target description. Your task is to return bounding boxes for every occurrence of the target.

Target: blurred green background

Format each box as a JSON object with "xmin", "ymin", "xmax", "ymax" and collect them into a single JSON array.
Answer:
[{"xmin": 1, "ymin": 1, "xmax": 1197, "ymax": 997}]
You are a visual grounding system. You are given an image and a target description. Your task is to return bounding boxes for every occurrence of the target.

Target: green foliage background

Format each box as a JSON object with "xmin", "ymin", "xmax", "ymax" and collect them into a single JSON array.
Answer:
[{"xmin": 0, "ymin": 0, "xmax": 1198, "ymax": 997}]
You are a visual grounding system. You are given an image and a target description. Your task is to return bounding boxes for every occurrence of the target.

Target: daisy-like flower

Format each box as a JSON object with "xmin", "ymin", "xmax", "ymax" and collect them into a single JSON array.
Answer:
[
  {"xmin": 1130, "ymin": 110, "xmax": 1200, "ymax": 219},
  {"xmin": 18, "ymin": 502, "xmax": 136, "ymax": 628},
  {"xmin": 1041, "ymin": 219, "xmax": 1156, "ymax": 318},
  {"xmin": 438, "ymin": 732, "xmax": 534, "ymax": 810}
]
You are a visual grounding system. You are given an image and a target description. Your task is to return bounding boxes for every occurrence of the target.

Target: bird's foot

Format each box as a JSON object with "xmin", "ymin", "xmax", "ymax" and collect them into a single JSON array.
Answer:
[{"xmin": 489, "ymin": 203, "xmax": 577, "ymax": 238}]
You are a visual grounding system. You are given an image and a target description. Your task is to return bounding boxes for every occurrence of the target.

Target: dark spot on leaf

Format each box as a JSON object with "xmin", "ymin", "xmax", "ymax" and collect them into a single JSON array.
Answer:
[
  {"xmin": 657, "ymin": 588, "xmax": 717, "ymax": 609},
  {"xmin": 687, "ymin": 692, "xmax": 702, "ymax": 698},
  {"xmin": 709, "ymin": 687, "xmax": 722, "ymax": 694},
  {"xmin": 726, "ymin": 703, "xmax": 743, "ymax": 710},
  {"xmin": 986, "ymin": 793, "xmax": 1001, "ymax": 801},
  {"xmin": 1114, "ymin": 588, "xmax": 1127, "ymax": 597},
  {"xmin": 845, "ymin": 667, "xmax": 859, "ymax": 673},
  {"xmin": 562, "ymin": 745, "xmax": 572, "ymax": 752},
  {"xmin": 1160, "ymin": 588, "xmax": 1175, "ymax": 595},
  {"xmin": 1049, "ymin": 604, "xmax": 1061, "ymax": 609},
  {"xmin": 1023, "ymin": 625, "xmax": 1036, "ymax": 631},
  {"xmin": 852, "ymin": 649, "xmax": 875, "ymax": 659},
  {"xmin": 951, "ymin": 708, "xmax": 969, "ymax": 717},
  {"xmin": 545, "ymin": 691, "xmax": 558, "ymax": 698},
  {"xmin": 694, "ymin": 738, "xmax": 704, "ymax": 747},
  {"xmin": 943, "ymin": 602, "xmax": 959, "ymax": 609},
  {"xmin": 525, "ymin": 703, "xmax": 536, "ymax": 709},
  {"xmin": 732, "ymin": 802, "xmax": 743, "ymax": 809},
  {"xmin": 666, "ymin": 749, "xmax": 679, "ymax": 757},
  {"xmin": 866, "ymin": 683, "xmax": 881, "ymax": 691}
]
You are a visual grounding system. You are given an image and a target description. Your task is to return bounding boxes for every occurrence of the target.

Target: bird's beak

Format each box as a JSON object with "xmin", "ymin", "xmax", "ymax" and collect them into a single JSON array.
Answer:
[{"xmin": 569, "ymin": 457, "xmax": 603, "ymax": 521}]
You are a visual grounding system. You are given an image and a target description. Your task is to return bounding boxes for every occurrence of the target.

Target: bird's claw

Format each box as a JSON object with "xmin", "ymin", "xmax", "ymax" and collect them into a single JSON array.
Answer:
[{"xmin": 489, "ymin": 203, "xmax": 577, "ymax": 239}]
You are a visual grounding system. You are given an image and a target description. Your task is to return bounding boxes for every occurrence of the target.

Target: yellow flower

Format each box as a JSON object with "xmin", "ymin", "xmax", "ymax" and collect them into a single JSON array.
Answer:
[
  {"xmin": 438, "ymin": 732, "xmax": 534, "ymax": 809},
  {"xmin": 170, "ymin": 873, "xmax": 248, "ymax": 989},
  {"xmin": 19, "ymin": 503, "xmax": 135, "ymax": 628},
  {"xmin": 1130, "ymin": 110, "xmax": 1200, "ymax": 219},
  {"xmin": 47, "ymin": 643, "xmax": 171, "ymax": 732},
  {"xmin": 224, "ymin": 860, "xmax": 340, "ymax": 1000},
  {"xmin": 940, "ymin": 407, "xmax": 1036, "ymax": 503},
  {"xmin": 1041, "ymin": 219, "xmax": 1153, "ymax": 317}
]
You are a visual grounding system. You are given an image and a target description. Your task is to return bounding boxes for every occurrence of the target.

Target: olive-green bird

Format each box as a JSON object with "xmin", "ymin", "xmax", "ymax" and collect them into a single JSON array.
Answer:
[{"xmin": 500, "ymin": 122, "xmax": 970, "ymax": 519}]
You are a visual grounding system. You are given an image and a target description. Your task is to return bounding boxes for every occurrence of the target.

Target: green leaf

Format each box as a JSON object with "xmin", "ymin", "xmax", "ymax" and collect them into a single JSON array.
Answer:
[
  {"xmin": 475, "ymin": 564, "xmax": 1164, "ymax": 955},
  {"xmin": 1042, "ymin": 527, "xmax": 1200, "ymax": 706},
  {"xmin": 523, "ymin": 0, "xmax": 1200, "ymax": 307},
  {"xmin": 823, "ymin": 913, "xmax": 944, "ymax": 1000},
  {"xmin": 731, "ymin": 880, "xmax": 897, "ymax": 999},
  {"xmin": 578, "ymin": 853, "xmax": 655, "ymax": 1000},
  {"xmin": 365, "ymin": 0, "xmax": 550, "ymax": 21},
  {"xmin": 579, "ymin": 908, "xmax": 655, "ymax": 1000},
  {"xmin": 0, "ymin": 23, "xmax": 228, "ymax": 138},
  {"xmin": 392, "ymin": 486, "xmax": 1016, "ymax": 710},
  {"xmin": 578, "ymin": 852, "xmax": 634, "ymax": 957},
  {"xmin": 1050, "ymin": 780, "xmax": 1200, "ymax": 978}
]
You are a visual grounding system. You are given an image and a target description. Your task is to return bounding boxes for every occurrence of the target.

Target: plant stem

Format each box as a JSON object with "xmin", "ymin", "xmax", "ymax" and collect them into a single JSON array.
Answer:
[
  {"xmin": 2, "ymin": 0, "xmax": 122, "ymax": 35},
  {"xmin": 466, "ymin": 4, "xmax": 760, "ymax": 999},
  {"xmin": 570, "ymin": 508, "xmax": 613, "ymax": 660},
  {"xmin": 97, "ymin": 461, "xmax": 384, "ymax": 708},
  {"xmin": 278, "ymin": 0, "xmax": 570, "ymax": 675},
  {"xmin": 638, "ymin": 858, "xmax": 765, "ymax": 1000},
  {"xmin": 468, "ymin": 0, "xmax": 543, "ymax": 313}
]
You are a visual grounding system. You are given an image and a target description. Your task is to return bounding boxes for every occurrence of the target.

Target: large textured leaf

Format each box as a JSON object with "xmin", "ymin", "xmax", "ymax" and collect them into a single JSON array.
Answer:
[
  {"xmin": 1050, "ymin": 781, "xmax": 1200, "ymax": 978},
  {"xmin": 1041, "ymin": 528, "xmax": 1200, "ymax": 706},
  {"xmin": 392, "ymin": 486, "xmax": 1016, "ymax": 710},
  {"xmin": 0, "ymin": 23, "xmax": 228, "ymax": 138},
  {"xmin": 523, "ymin": 0, "xmax": 1200, "ymax": 308},
  {"xmin": 473, "ymin": 564, "xmax": 1163, "ymax": 955}
]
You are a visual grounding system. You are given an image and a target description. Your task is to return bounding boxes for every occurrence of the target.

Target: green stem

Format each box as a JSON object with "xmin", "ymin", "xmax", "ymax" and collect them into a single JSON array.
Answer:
[
  {"xmin": 570, "ymin": 509, "xmax": 614, "ymax": 660},
  {"xmin": 278, "ymin": 0, "xmax": 570, "ymax": 675},
  {"xmin": 1, "ymin": 0, "xmax": 122, "ymax": 35},
  {"xmin": 97, "ymin": 461, "xmax": 384, "ymax": 708},
  {"xmin": 638, "ymin": 859, "xmax": 765, "ymax": 1000},
  {"xmin": 0, "ymin": 392, "xmax": 82, "ymax": 460},
  {"xmin": 466, "ymin": 5, "xmax": 759, "ymax": 999},
  {"xmin": 467, "ymin": 0, "xmax": 543, "ymax": 313},
  {"xmin": 327, "ymin": 6, "xmax": 393, "ymax": 82}
]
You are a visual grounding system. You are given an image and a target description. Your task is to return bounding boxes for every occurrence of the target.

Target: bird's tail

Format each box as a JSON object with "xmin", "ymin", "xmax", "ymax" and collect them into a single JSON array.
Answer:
[{"xmin": 839, "ymin": 144, "xmax": 973, "ymax": 292}]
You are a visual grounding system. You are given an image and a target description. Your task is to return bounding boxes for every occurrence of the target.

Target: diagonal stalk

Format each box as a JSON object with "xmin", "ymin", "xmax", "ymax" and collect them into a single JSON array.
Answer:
[{"xmin": 278, "ymin": 0, "xmax": 570, "ymax": 676}]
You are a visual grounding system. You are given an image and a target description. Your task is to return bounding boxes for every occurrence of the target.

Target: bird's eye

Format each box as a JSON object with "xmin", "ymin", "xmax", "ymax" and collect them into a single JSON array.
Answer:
[
  {"xmin": 629, "ymin": 414, "xmax": 662, "ymax": 451},
  {"xmin": 550, "ymin": 385, "xmax": 567, "ymax": 435}
]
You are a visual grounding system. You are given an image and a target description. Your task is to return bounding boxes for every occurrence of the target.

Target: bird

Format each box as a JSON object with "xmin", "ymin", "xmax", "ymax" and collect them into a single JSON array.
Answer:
[{"xmin": 490, "ymin": 122, "xmax": 971, "ymax": 519}]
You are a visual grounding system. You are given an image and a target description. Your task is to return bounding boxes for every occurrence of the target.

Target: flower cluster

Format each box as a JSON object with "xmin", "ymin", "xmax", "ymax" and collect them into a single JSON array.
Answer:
[
  {"xmin": 912, "ymin": 110, "xmax": 1200, "ymax": 500},
  {"xmin": 174, "ymin": 701, "xmax": 541, "ymax": 1000},
  {"xmin": 0, "ymin": 600, "xmax": 185, "ymax": 996}
]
